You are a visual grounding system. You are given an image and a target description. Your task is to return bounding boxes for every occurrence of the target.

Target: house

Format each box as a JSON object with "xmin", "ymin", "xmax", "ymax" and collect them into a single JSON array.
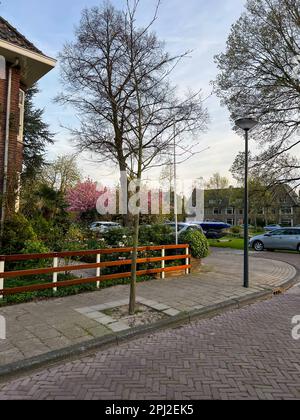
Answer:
[
  {"xmin": 0, "ymin": 17, "xmax": 56, "ymax": 225},
  {"xmin": 204, "ymin": 185, "xmax": 300, "ymax": 227}
]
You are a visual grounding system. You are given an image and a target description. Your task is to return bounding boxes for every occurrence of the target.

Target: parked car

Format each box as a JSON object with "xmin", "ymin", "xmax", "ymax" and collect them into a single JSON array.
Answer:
[
  {"xmin": 192, "ymin": 221, "xmax": 230, "ymax": 239},
  {"xmin": 249, "ymin": 228, "xmax": 300, "ymax": 252},
  {"xmin": 196, "ymin": 221, "xmax": 231, "ymax": 231},
  {"xmin": 90, "ymin": 221, "xmax": 121, "ymax": 233},
  {"xmin": 264, "ymin": 224, "xmax": 281, "ymax": 232},
  {"xmin": 204, "ymin": 230, "xmax": 224, "ymax": 240},
  {"xmin": 165, "ymin": 222, "xmax": 204, "ymax": 237}
]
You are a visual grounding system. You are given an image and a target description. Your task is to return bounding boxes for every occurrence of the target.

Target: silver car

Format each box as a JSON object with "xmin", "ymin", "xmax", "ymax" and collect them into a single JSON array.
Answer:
[
  {"xmin": 90, "ymin": 222, "xmax": 121, "ymax": 233},
  {"xmin": 250, "ymin": 228, "xmax": 300, "ymax": 252}
]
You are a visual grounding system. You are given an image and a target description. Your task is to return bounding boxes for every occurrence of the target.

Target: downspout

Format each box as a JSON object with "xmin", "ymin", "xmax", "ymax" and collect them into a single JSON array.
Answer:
[{"xmin": 0, "ymin": 59, "xmax": 19, "ymax": 240}]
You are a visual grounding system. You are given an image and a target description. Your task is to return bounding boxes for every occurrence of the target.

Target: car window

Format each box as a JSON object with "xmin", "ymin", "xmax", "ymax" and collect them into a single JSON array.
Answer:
[
  {"xmin": 285, "ymin": 229, "xmax": 300, "ymax": 235},
  {"xmin": 270, "ymin": 229, "xmax": 285, "ymax": 236}
]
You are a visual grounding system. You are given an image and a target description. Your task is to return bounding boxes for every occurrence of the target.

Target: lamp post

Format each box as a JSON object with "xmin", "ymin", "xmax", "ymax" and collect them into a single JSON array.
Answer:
[{"xmin": 235, "ymin": 118, "xmax": 258, "ymax": 288}]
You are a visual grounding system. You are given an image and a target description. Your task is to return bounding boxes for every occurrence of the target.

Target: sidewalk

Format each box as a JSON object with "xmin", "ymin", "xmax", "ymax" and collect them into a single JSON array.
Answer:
[{"xmin": 0, "ymin": 249, "xmax": 297, "ymax": 371}]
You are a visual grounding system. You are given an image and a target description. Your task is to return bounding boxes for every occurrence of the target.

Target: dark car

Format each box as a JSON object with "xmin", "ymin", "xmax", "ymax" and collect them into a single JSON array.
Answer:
[{"xmin": 191, "ymin": 221, "xmax": 231, "ymax": 239}]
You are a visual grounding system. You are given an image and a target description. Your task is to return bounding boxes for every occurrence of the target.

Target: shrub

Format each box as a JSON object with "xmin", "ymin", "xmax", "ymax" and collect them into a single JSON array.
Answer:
[
  {"xmin": 180, "ymin": 230, "xmax": 209, "ymax": 259},
  {"xmin": 101, "ymin": 227, "xmax": 133, "ymax": 247},
  {"xmin": 1, "ymin": 213, "xmax": 36, "ymax": 255},
  {"xmin": 30, "ymin": 216, "xmax": 64, "ymax": 250},
  {"xmin": 230, "ymin": 226, "xmax": 241, "ymax": 235},
  {"xmin": 139, "ymin": 224, "xmax": 173, "ymax": 245},
  {"xmin": 19, "ymin": 240, "xmax": 51, "ymax": 269}
]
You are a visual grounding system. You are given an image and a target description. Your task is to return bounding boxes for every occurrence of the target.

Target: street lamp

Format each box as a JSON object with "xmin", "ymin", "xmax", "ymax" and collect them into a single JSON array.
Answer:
[{"xmin": 235, "ymin": 117, "xmax": 258, "ymax": 288}]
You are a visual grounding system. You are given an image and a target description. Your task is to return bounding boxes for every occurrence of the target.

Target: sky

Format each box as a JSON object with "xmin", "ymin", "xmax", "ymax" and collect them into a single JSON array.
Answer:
[{"xmin": 1, "ymin": 0, "xmax": 250, "ymax": 185}]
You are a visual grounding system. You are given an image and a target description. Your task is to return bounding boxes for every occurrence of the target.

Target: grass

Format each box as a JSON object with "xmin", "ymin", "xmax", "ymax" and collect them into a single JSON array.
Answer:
[{"xmin": 208, "ymin": 237, "xmax": 244, "ymax": 250}]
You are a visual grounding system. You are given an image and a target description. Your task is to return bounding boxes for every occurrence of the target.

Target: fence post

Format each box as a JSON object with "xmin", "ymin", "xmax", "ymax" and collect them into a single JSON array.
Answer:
[
  {"xmin": 96, "ymin": 253, "xmax": 101, "ymax": 289},
  {"xmin": 161, "ymin": 247, "xmax": 165, "ymax": 279},
  {"xmin": 0, "ymin": 260, "xmax": 4, "ymax": 299},
  {"xmin": 53, "ymin": 257, "xmax": 58, "ymax": 293},
  {"xmin": 185, "ymin": 246, "xmax": 190, "ymax": 275}
]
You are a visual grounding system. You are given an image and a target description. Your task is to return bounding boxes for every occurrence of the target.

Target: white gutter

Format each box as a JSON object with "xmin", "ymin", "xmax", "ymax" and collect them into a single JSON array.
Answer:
[
  {"xmin": 0, "ymin": 60, "xmax": 18, "ymax": 237},
  {"xmin": 0, "ymin": 39, "xmax": 56, "ymax": 68}
]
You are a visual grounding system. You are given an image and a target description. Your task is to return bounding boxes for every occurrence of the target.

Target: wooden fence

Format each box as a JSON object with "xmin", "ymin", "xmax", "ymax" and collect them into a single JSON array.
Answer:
[{"xmin": 0, "ymin": 244, "xmax": 191, "ymax": 298}]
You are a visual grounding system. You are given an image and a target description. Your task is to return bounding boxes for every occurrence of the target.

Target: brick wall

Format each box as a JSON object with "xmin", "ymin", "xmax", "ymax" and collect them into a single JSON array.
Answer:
[{"xmin": 0, "ymin": 65, "xmax": 23, "ymax": 217}]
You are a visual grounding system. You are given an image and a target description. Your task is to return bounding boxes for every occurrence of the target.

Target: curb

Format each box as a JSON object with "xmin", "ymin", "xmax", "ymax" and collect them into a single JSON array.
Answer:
[{"xmin": 0, "ymin": 285, "xmax": 288, "ymax": 383}]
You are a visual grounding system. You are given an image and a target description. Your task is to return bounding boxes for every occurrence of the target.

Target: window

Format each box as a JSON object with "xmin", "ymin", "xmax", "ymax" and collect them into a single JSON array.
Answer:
[
  {"xmin": 213, "ymin": 208, "xmax": 222, "ymax": 215},
  {"xmin": 227, "ymin": 219, "xmax": 234, "ymax": 226},
  {"xmin": 17, "ymin": 89, "xmax": 25, "ymax": 142},
  {"xmin": 0, "ymin": 55, "xmax": 5, "ymax": 80},
  {"xmin": 281, "ymin": 207, "xmax": 292, "ymax": 215},
  {"xmin": 226, "ymin": 208, "xmax": 234, "ymax": 215},
  {"xmin": 239, "ymin": 209, "xmax": 243, "ymax": 215}
]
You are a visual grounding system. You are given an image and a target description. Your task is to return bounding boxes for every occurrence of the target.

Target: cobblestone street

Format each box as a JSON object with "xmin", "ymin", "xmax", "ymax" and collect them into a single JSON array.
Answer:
[
  {"xmin": 0, "ymin": 250, "xmax": 295, "ymax": 367},
  {"xmin": 0, "ymin": 281, "xmax": 299, "ymax": 400}
]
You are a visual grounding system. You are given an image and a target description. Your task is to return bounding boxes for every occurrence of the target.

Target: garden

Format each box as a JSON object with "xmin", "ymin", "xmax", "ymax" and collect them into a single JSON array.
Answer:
[{"xmin": 0, "ymin": 206, "xmax": 210, "ymax": 306}]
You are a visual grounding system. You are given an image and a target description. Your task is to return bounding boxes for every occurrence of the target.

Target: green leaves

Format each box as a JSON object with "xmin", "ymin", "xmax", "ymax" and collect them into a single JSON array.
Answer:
[
  {"xmin": 22, "ymin": 84, "xmax": 54, "ymax": 181},
  {"xmin": 180, "ymin": 230, "xmax": 210, "ymax": 260}
]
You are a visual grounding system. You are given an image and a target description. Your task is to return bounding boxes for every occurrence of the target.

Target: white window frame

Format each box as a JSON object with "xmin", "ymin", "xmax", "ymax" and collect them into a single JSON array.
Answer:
[
  {"xmin": 17, "ymin": 89, "xmax": 25, "ymax": 142},
  {"xmin": 213, "ymin": 208, "xmax": 221, "ymax": 215}
]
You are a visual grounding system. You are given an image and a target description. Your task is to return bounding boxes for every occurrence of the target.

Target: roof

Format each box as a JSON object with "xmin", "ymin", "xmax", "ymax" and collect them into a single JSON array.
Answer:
[{"xmin": 0, "ymin": 16, "xmax": 44, "ymax": 56}]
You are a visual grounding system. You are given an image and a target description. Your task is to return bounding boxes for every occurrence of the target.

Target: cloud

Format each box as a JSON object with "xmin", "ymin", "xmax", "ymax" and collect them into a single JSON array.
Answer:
[{"xmin": 2, "ymin": 0, "xmax": 252, "ymax": 182}]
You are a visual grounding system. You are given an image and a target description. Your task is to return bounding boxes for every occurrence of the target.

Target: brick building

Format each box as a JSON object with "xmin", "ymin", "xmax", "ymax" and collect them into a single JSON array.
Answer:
[
  {"xmin": 204, "ymin": 185, "xmax": 300, "ymax": 227},
  {"xmin": 0, "ymin": 17, "xmax": 56, "ymax": 225}
]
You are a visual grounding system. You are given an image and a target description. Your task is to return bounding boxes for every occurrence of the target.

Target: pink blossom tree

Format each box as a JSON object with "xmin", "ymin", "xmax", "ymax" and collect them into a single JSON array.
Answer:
[{"xmin": 67, "ymin": 179, "xmax": 104, "ymax": 216}]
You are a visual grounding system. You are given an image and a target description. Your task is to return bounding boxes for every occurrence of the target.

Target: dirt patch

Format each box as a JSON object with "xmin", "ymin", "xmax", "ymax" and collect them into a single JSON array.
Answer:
[{"xmin": 103, "ymin": 304, "xmax": 167, "ymax": 328}]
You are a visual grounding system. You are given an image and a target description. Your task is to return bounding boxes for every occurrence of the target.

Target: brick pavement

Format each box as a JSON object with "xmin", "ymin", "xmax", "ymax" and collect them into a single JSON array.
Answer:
[
  {"xmin": 0, "ymin": 250, "xmax": 296, "ymax": 367},
  {"xmin": 0, "ymin": 283, "xmax": 299, "ymax": 400}
]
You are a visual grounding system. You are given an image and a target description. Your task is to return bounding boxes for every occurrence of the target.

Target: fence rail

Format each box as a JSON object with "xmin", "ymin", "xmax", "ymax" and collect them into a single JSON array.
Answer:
[{"xmin": 0, "ymin": 245, "xmax": 191, "ymax": 298}]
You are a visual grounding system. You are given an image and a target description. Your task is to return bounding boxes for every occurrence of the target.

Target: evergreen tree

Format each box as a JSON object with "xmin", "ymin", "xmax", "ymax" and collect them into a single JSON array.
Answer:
[{"xmin": 22, "ymin": 84, "xmax": 54, "ymax": 180}]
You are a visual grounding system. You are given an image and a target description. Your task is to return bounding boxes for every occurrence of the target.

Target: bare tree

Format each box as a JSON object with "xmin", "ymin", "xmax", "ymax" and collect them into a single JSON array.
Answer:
[
  {"xmin": 214, "ymin": 0, "xmax": 300, "ymax": 183},
  {"xmin": 57, "ymin": 1, "xmax": 208, "ymax": 314},
  {"xmin": 231, "ymin": 150, "xmax": 300, "ymax": 191}
]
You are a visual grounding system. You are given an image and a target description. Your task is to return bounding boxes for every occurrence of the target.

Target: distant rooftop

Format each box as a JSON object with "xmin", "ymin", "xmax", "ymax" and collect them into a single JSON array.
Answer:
[{"xmin": 0, "ymin": 16, "xmax": 44, "ymax": 55}]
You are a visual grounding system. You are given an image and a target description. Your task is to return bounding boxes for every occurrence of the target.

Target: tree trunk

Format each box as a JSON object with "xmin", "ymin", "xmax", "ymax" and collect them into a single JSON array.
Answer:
[{"xmin": 129, "ymin": 212, "xmax": 140, "ymax": 315}]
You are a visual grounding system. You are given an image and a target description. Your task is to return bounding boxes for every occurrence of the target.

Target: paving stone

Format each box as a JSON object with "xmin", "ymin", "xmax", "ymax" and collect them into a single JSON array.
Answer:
[
  {"xmin": 84, "ymin": 311, "xmax": 105, "ymax": 320},
  {"xmin": 149, "ymin": 303, "xmax": 170, "ymax": 311},
  {"xmin": 86, "ymin": 325, "xmax": 110, "ymax": 337},
  {"xmin": 95, "ymin": 316, "xmax": 115, "ymax": 326},
  {"xmin": 109, "ymin": 322, "xmax": 130, "ymax": 332},
  {"xmin": 163, "ymin": 308, "xmax": 181, "ymax": 316},
  {"xmin": 0, "ymin": 289, "xmax": 299, "ymax": 400},
  {"xmin": 74, "ymin": 307, "xmax": 95, "ymax": 314},
  {"xmin": 0, "ymin": 249, "xmax": 297, "ymax": 370}
]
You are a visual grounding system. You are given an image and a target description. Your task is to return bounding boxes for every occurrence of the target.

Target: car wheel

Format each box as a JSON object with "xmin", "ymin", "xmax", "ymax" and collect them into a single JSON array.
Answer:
[{"xmin": 253, "ymin": 240, "xmax": 264, "ymax": 252}]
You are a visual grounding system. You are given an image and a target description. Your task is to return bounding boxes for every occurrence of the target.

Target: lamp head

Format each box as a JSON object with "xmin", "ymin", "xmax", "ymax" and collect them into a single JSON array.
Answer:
[{"xmin": 235, "ymin": 118, "xmax": 258, "ymax": 131}]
